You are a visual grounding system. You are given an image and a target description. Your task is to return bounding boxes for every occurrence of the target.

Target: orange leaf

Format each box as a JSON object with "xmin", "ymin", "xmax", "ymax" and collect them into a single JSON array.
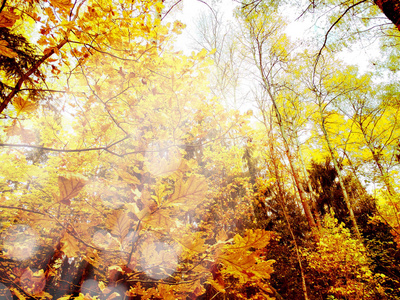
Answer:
[
  {"xmin": 13, "ymin": 97, "xmax": 37, "ymax": 114},
  {"xmin": 49, "ymin": 0, "xmax": 73, "ymax": 11},
  {"xmin": 107, "ymin": 211, "xmax": 131, "ymax": 241},
  {"xmin": 0, "ymin": 40, "xmax": 17, "ymax": 58},
  {"xmin": 0, "ymin": 11, "xmax": 19, "ymax": 28},
  {"xmin": 60, "ymin": 232, "xmax": 80, "ymax": 257}
]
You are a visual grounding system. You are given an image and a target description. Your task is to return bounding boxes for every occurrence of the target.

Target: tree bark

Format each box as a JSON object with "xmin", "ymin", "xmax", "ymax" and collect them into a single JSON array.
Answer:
[{"xmin": 374, "ymin": 0, "xmax": 400, "ymax": 31}]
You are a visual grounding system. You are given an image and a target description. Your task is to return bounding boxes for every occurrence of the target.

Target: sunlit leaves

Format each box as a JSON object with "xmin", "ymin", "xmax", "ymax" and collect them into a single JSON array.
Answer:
[
  {"xmin": 0, "ymin": 11, "xmax": 19, "ymax": 28},
  {"xmin": 304, "ymin": 213, "xmax": 382, "ymax": 299},
  {"xmin": 12, "ymin": 97, "xmax": 37, "ymax": 114},
  {"xmin": 167, "ymin": 175, "xmax": 207, "ymax": 211},
  {"xmin": 60, "ymin": 232, "xmax": 80, "ymax": 258},
  {"xmin": 0, "ymin": 40, "xmax": 17, "ymax": 58},
  {"xmin": 106, "ymin": 211, "xmax": 131, "ymax": 242}
]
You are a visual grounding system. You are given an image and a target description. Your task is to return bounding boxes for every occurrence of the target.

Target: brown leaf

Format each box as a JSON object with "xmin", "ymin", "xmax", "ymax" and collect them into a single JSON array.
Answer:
[
  {"xmin": 58, "ymin": 174, "xmax": 87, "ymax": 204},
  {"xmin": 4, "ymin": 120, "xmax": 21, "ymax": 136},
  {"xmin": 107, "ymin": 211, "xmax": 131, "ymax": 241},
  {"xmin": 20, "ymin": 268, "xmax": 46, "ymax": 295}
]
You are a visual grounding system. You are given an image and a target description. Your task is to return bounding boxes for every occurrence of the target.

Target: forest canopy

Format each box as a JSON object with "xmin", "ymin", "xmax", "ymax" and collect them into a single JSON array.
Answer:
[{"xmin": 1, "ymin": 0, "xmax": 400, "ymax": 299}]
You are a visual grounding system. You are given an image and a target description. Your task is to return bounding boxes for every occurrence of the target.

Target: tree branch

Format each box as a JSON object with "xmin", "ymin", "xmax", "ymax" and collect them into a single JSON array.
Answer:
[
  {"xmin": 0, "ymin": 0, "xmax": 6, "ymax": 14},
  {"xmin": 0, "ymin": 38, "xmax": 69, "ymax": 115}
]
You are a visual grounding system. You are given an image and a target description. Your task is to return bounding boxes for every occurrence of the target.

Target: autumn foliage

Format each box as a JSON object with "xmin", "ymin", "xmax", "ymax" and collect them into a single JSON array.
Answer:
[{"xmin": 2, "ymin": 0, "xmax": 400, "ymax": 299}]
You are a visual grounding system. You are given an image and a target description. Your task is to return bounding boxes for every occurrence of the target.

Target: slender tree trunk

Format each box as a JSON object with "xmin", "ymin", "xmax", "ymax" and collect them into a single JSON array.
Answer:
[
  {"xmin": 266, "ymin": 86, "xmax": 317, "ymax": 231},
  {"xmin": 317, "ymin": 103, "xmax": 361, "ymax": 239},
  {"xmin": 269, "ymin": 141, "xmax": 310, "ymax": 300},
  {"xmin": 359, "ymin": 128, "xmax": 400, "ymax": 227},
  {"xmin": 246, "ymin": 14, "xmax": 316, "ymax": 233},
  {"xmin": 295, "ymin": 133, "xmax": 322, "ymax": 229}
]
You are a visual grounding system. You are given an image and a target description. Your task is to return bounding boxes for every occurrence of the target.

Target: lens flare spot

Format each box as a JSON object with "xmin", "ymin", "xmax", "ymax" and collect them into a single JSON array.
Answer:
[
  {"xmin": 2, "ymin": 224, "xmax": 38, "ymax": 261},
  {"xmin": 0, "ymin": 283, "xmax": 12, "ymax": 299},
  {"xmin": 140, "ymin": 241, "xmax": 179, "ymax": 280}
]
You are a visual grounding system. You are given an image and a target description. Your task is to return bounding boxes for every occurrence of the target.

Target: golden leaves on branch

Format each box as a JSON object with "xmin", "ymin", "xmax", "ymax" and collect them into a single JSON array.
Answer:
[
  {"xmin": 0, "ymin": 10, "xmax": 19, "ymax": 57},
  {"xmin": 208, "ymin": 229, "xmax": 275, "ymax": 294},
  {"xmin": 143, "ymin": 175, "xmax": 207, "ymax": 228}
]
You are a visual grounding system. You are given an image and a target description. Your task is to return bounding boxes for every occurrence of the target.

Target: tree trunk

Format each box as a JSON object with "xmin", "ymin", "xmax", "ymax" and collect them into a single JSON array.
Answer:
[
  {"xmin": 374, "ymin": 0, "xmax": 400, "ymax": 31},
  {"xmin": 269, "ymin": 141, "xmax": 310, "ymax": 300},
  {"xmin": 318, "ymin": 103, "xmax": 362, "ymax": 239}
]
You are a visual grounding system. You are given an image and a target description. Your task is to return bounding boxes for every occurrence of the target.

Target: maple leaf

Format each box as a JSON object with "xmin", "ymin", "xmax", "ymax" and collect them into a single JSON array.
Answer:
[
  {"xmin": 13, "ymin": 97, "xmax": 37, "ymax": 114},
  {"xmin": 219, "ymin": 251, "xmax": 257, "ymax": 275},
  {"xmin": 248, "ymin": 259, "xmax": 275, "ymax": 279},
  {"xmin": 179, "ymin": 232, "xmax": 206, "ymax": 252},
  {"xmin": 58, "ymin": 174, "xmax": 87, "ymax": 204}
]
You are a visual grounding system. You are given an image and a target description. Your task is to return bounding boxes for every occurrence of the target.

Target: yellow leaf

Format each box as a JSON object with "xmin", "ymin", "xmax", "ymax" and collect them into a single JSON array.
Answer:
[
  {"xmin": 179, "ymin": 232, "xmax": 205, "ymax": 252},
  {"xmin": 10, "ymin": 287, "xmax": 26, "ymax": 300},
  {"xmin": 60, "ymin": 232, "xmax": 80, "ymax": 257},
  {"xmin": 13, "ymin": 97, "xmax": 37, "ymax": 114},
  {"xmin": 230, "ymin": 229, "xmax": 273, "ymax": 250},
  {"xmin": 0, "ymin": 11, "xmax": 19, "ymax": 28},
  {"xmin": 167, "ymin": 175, "xmax": 207, "ymax": 211},
  {"xmin": 217, "ymin": 228, "xmax": 228, "ymax": 242},
  {"xmin": 106, "ymin": 211, "xmax": 131, "ymax": 241},
  {"xmin": 116, "ymin": 169, "xmax": 140, "ymax": 185},
  {"xmin": 49, "ymin": 0, "xmax": 73, "ymax": 11},
  {"xmin": 0, "ymin": 40, "xmax": 17, "ymax": 58},
  {"xmin": 58, "ymin": 174, "xmax": 87, "ymax": 204}
]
